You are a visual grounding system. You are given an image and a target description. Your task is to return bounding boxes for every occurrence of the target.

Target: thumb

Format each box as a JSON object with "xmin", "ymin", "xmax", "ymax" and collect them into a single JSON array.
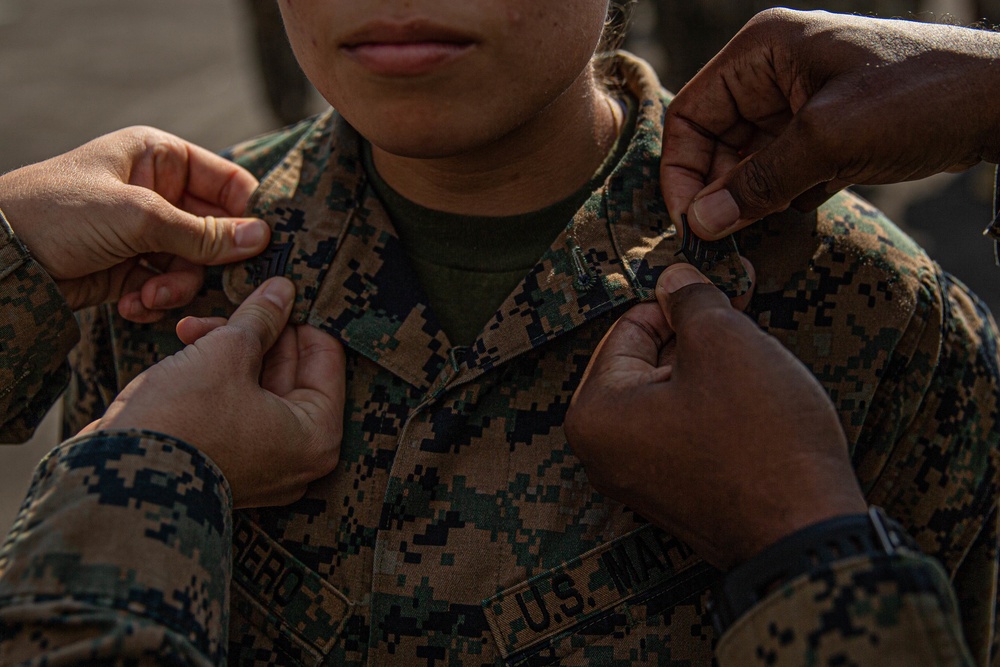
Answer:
[
  {"xmin": 687, "ymin": 122, "xmax": 833, "ymax": 239},
  {"xmin": 655, "ymin": 264, "xmax": 720, "ymax": 331},
  {"xmin": 224, "ymin": 277, "xmax": 297, "ymax": 357},
  {"xmin": 655, "ymin": 264, "xmax": 769, "ymax": 369},
  {"xmin": 588, "ymin": 301, "xmax": 674, "ymax": 378},
  {"xmin": 132, "ymin": 190, "xmax": 270, "ymax": 265}
]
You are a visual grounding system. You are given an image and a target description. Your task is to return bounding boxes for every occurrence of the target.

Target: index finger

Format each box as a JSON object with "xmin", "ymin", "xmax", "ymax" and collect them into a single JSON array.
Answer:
[
  {"xmin": 654, "ymin": 265, "xmax": 767, "ymax": 370},
  {"xmin": 582, "ymin": 302, "xmax": 674, "ymax": 383},
  {"xmin": 654, "ymin": 264, "xmax": 723, "ymax": 331},
  {"xmin": 661, "ymin": 76, "xmax": 758, "ymax": 223},
  {"xmin": 123, "ymin": 127, "xmax": 259, "ymax": 216},
  {"xmin": 661, "ymin": 37, "xmax": 795, "ymax": 222},
  {"xmin": 180, "ymin": 140, "xmax": 259, "ymax": 216}
]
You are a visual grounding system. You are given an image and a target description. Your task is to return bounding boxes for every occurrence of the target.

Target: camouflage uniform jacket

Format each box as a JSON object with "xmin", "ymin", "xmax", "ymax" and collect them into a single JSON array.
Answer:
[{"xmin": 2, "ymin": 54, "xmax": 999, "ymax": 665}]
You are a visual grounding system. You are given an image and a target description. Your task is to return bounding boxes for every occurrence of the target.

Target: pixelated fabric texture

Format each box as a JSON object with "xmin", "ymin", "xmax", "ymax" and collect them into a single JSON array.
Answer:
[
  {"xmin": 41, "ymin": 53, "xmax": 1000, "ymax": 665},
  {"xmin": 0, "ymin": 430, "xmax": 233, "ymax": 666},
  {"xmin": 0, "ymin": 209, "xmax": 78, "ymax": 444}
]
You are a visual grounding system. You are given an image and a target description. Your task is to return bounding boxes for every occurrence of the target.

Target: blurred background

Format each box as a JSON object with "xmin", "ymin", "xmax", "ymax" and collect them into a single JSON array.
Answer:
[{"xmin": 1, "ymin": 0, "xmax": 998, "ymax": 533}]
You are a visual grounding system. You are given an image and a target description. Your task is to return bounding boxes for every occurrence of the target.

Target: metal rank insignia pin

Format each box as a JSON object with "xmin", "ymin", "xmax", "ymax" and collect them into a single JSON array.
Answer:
[
  {"xmin": 674, "ymin": 213, "xmax": 740, "ymax": 273},
  {"xmin": 249, "ymin": 241, "xmax": 293, "ymax": 285}
]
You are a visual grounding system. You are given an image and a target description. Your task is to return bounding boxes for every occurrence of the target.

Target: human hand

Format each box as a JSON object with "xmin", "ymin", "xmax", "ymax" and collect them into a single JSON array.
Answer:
[
  {"xmin": 87, "ymin": 277, "xmax": 346, "ymax": 508},
  {"xmin": 0, "ymin": 126, "xmax": 269, "ymax": 320},
  {"xmin": 564, "ymin": 263, "xmax": 866, "ymax": 569},
  {"xmin": 661, "ymin": 8, "xmax": 1000, "ymax": 239}
]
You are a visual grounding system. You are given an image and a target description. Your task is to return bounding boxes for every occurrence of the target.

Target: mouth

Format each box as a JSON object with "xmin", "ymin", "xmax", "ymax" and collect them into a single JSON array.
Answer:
[{"xmin": 340, "ymin": 20, "xmax": 478, "ymax": 76}]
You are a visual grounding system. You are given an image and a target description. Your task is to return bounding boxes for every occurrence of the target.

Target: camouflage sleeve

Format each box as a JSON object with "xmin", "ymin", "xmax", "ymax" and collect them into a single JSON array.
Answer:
[
  {"xmin": 0, "ymin": 208, "xmax": 79, "ymax": 444},
  {"xmin": 716, "ymin": 552, "xmax": 975, "ymax": 666},
  {"xmin": 863, "ymin": 269, "xmax": 1000, "ymax": 664},
  {"xmin": 0, "ymin": 429, "xmax": 233, "ymax": 666}
]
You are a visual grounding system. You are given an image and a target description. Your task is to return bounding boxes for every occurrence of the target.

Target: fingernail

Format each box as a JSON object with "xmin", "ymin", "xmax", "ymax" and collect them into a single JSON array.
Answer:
[
  {"xmin": 235, "ymin": 220, "xmax": 268, "ymax": 248},
  {"xmin": 125, "ymin": 298, "xmax": 142, "ymax": 319},
  {"xmin": 657, "ymin": 264, "xmax": 709, "ymax": 295},
  {"xmin": 261, "ymin": 277, "xmax": 295, "ymax": 308},
  {"xmin": 153, "ymin": 286, "xmax": 171, "ymax": 308},
  {"xmin": 690, "ymin": 189, "xmax": 740, "ymax": 236}
]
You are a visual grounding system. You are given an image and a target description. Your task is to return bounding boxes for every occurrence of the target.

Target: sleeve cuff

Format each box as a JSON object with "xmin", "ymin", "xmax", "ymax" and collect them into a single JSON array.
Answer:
[
  {"xmin": 710, "ymin": 507, "xmax": 920, "ymax": 634},
  {"xmin": 0, "ymin": 429, "xmax": 233, "ymax": 663},
  {"xmin": 0, "ymin": 207, "xmax": 79, "ymax": 442},
  {"xmin": 715, "ymin": 552, "xmax": 974, "ymax": 666}
]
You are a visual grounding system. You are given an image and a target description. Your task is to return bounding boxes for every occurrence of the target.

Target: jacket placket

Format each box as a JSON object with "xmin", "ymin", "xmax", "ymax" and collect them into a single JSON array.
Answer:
[{"xmin": 221, "ymin": 68, "xmax": 748, "ymax": 663}]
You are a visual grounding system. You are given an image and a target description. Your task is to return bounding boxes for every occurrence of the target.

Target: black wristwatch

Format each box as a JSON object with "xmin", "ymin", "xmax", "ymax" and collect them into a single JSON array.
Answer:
[{"xmin": 709, "ymin": 506, "xmax": 921, "ymax": 636}]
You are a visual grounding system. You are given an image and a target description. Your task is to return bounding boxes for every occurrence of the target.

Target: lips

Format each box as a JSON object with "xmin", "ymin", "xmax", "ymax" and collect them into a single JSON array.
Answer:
[{"xmin": 340, "ymin": 20, "xmax": 478, "ymax": 76}]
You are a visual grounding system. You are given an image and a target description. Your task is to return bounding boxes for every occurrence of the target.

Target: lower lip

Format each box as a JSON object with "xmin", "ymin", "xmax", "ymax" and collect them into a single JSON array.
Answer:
[{"xmin": 342, "ymin": 42, "xmax": 474, "ymax": 76}]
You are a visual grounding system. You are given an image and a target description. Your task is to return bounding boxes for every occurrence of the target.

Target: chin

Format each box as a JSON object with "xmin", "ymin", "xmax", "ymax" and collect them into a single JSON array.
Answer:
[
  {"xmin": 366, "ymin": 135, "xmax": 477, "ymax": 160},
  {"xmin": 348, "ymin": 113, "xmax": 511, "ymax": 161}
]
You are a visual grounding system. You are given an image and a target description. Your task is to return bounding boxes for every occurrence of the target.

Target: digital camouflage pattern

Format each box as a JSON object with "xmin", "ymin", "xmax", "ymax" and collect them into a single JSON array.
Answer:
[
  {"xmin": 0, "ymin": 430, "xmax": 232, "ymax": 666},
  {"xmin": 716, "ymin": 553, "xmax": 975, "ymax": 666},
  {"xmin": 0, "ymin": 209, "xmax": 78, "ymax": 444},
  {"xmin": 0, "ymin": 53, "xmax": 997, "ymax": 665}
]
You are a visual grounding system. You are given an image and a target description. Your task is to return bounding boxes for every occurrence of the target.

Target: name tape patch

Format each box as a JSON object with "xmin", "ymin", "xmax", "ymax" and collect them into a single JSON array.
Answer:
[
  {"xmin": 483, "ymin": 524, "xmax": 710, "ymax": 661},
  {"xmin": 231, "ymin": 516, "xmax": 352, "ymax": 657}
]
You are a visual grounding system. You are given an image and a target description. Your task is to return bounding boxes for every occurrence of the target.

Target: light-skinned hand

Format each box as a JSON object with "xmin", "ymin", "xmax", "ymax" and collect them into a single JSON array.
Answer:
[
  {"xmin": 0, "ymin": 126, "xmax": 269, "ymax": 320},
  {"xmin": 86, "ymin": 277, "xmax": 346, "ymax": 508}
]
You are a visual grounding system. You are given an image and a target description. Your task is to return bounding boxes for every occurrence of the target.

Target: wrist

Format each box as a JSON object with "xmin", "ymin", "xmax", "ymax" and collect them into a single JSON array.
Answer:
[
  {"xmin": 0, "ymin": 171, "xmax": 24, "ymax": 238},
  {"xmin": 724, "ymin": 482, "xmax": 867, "ymax": 567},
  {"xmin": 0, "ymin": 205, "xmax": 34, "ymax": 267},
  {"xmin": 0, "ymin": 167, "xmax": 51, "ymax": 268},
  {"xmin": 709, "ymin": 506, "xmax": 921, "ymax": 635}
]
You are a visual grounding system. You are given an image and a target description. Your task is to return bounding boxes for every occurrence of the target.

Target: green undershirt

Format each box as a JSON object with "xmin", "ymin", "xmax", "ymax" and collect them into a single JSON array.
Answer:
[{"xmin": 363, "ymin": 98, "xmax": 636, "ymax": 347}]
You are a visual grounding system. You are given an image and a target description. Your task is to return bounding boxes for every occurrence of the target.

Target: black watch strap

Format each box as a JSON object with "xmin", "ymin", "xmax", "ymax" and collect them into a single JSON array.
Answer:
[{"xmin": 709, "ymin": 506, "xmax": 921, "ymax": 636}]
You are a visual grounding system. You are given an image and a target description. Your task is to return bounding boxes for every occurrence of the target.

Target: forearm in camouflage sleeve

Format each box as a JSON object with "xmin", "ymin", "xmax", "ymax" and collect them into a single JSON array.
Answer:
[
  {"xmin": 0, "ymin": 208, "xmax": 79, "ymax": 444},
  {"xmin": 0, "ymin": 430, "xmax": 233, "ymax": 666},
  {"xmin": 863, "ymin": 269, "xmax": 1000, "ymax": 663},
  {"xmin": 716, "ymin": 552, "xmax": 975, "ymax": 666}
]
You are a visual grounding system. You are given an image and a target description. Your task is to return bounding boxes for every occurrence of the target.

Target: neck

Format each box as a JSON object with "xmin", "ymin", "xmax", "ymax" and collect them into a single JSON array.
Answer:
[{"xmin": 371, "ymin": 71, "xmax": 622, "ymax": 217}]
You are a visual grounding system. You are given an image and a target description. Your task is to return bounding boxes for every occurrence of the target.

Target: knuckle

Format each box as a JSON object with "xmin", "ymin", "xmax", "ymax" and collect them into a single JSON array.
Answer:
[
  {"xmin": 128, "ymin": 125, "xmax": 179, "ymax": 155},
  {"xmin": 755, "ymin": 6, "xmax": 794, "ymax": 24},
  {"xmin": 741, "ymin": 8, "xmax": 807, "ymax": 59},
  {"xmin": 747, "ymin": 7, "xmax": 799, "ymax": 32},
  {"xmin": 122, "ymin": 124, "xmax": 159, "ymax": 140},
  {"xmin": 242, "ymin": 304, "xmax": 282, "ymax": 345},
  {"xmin": 121, "ymin": 126, "xmax": 168, "ymax": 166},
  {"xmin": 116, "ymin": 125, "xmax": 157, "ymax": 148},
  {"xmin": 158, "ymin": 131, "xmax": 187, "ymax": 154},
  {"xmin": 734, "ymin": 159, "xmax": 782, "ymax": 214},
  {"xmin": 197, "ymin": 215, "xmax": 228, "ymax": 260}
]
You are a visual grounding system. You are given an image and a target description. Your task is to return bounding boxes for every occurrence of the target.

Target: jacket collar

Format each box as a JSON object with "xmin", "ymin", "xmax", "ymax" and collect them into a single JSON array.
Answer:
[{"xmin": 225, "ymin": 54, "xmax": 748, "ymax": 392}]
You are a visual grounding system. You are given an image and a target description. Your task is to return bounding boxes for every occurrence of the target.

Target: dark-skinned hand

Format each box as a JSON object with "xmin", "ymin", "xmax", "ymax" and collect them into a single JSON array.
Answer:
[
  {"xmin": 565, "ymin": 264, "xmax": 866, "ymax": 569},
  {"xmin": 661, "ymin": 8, "xmax": 1000, "ymax": 239}
]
